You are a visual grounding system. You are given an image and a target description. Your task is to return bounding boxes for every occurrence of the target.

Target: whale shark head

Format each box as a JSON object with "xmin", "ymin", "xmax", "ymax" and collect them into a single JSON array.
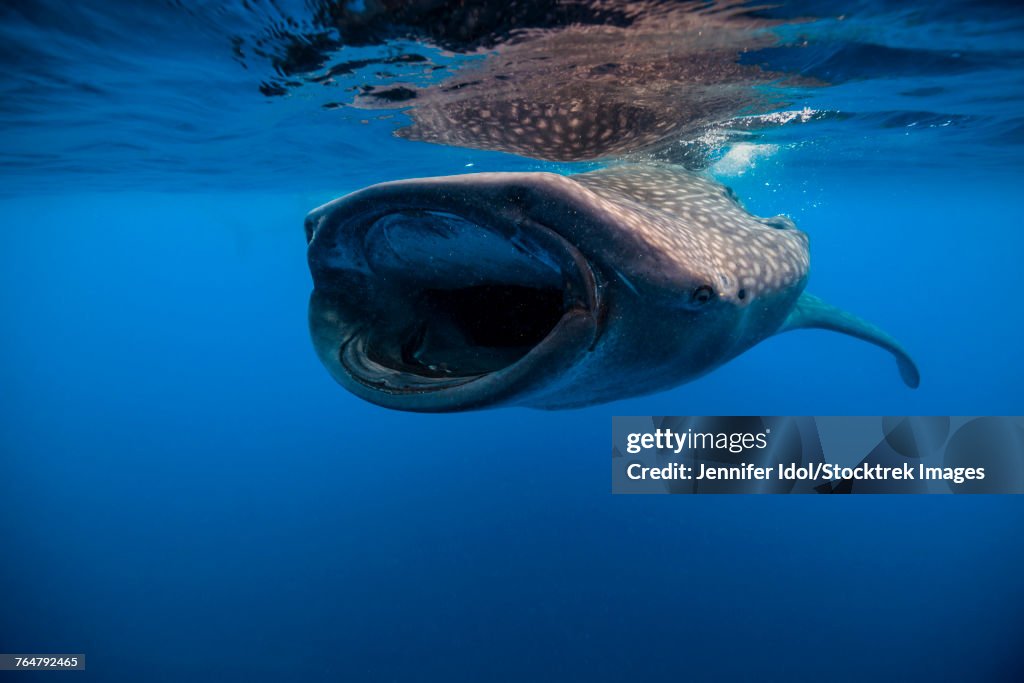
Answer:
[
  {"xmin": 306, "ymin": 173, "xmax": 602, "ymax": 411},
  {"xmin": 304, "ymin": 165, "xmax": 836, "ymax": 411}
]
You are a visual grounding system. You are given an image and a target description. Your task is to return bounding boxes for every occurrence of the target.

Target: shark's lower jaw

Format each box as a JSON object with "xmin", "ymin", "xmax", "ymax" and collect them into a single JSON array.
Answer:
[{"xmin": 308, "ymin": 206, "xmax": 600, "ymax": 411}]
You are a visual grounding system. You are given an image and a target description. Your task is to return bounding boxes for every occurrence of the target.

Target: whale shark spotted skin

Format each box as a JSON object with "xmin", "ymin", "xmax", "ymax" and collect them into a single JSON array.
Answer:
[
  {"xmin": 263, "ymin": 1, "xmax": 796, "ymax": 163},
  {"xmin": 376, "ymin": 11, "xmax": 790, "ymax": 163},
  {"xmin": 305, "ymin": 165, "xmax": 918, "ymax": 411}
]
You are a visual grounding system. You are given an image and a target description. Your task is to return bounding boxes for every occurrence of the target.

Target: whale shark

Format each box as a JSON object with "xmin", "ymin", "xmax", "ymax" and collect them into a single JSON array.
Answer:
[
  {"xmin": 259, "ymin": 1, "xmax": 802, "ymax": 164},
  {"xmin": 305, "ymin": 164, "xmax": 918, "ymax": 411}
]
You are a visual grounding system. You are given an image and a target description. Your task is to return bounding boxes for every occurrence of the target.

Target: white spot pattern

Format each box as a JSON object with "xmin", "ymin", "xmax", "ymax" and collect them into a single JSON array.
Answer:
[{"xmin": 570, "ymin": 165, "xmax": 809, "ymax": 302}]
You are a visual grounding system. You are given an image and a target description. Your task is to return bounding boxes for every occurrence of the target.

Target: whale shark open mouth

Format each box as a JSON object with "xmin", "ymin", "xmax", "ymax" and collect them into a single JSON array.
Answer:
[{"xmin": 308, "ymin": 204, "xmax": 600, "ymax": 405}]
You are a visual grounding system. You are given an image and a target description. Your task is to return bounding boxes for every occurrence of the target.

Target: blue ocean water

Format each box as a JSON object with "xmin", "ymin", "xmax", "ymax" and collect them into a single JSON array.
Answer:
[{"xmin": 2, "ymin": 1, "xmax": 1023, "ymax": 681}]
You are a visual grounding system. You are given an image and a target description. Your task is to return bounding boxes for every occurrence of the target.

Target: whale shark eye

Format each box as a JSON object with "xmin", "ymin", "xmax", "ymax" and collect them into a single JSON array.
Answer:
[{"xmin": 692, "ymin": 285, "xmax": 714, "ymax": 305}]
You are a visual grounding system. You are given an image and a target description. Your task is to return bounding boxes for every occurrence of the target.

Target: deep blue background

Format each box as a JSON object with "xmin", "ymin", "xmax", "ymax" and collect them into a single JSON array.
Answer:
[
  {"xmin": 1, "ymin": 165, "xmax": 1023, "ymax": 681},
  {"xmin": 2, "ymin": 0, "xmax": 1024, "ymax": 679}
]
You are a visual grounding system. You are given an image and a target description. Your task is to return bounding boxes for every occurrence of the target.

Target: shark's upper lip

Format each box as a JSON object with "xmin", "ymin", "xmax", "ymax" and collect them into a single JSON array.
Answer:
[{"xmin": 306, "ymin": 179, "xmax": 603, "ymax": 411}]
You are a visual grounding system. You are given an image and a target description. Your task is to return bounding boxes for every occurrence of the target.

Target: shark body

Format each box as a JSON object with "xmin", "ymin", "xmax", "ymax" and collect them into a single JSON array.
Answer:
[{"xmin": 305, "ymin": 164, "xmax": 917, "ymax": 411}]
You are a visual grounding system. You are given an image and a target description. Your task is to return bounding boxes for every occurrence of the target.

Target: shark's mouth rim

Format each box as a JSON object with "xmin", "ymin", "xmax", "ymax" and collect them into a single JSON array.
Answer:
[{"xmin": 308, "ymin": 198, "xmax": 602, "ymax": 411}]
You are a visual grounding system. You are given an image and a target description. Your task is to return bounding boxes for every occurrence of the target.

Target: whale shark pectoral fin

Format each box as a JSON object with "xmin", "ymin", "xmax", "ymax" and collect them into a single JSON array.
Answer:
[{"xmin": 778, "ymin": 292, "xmax": 920, "ymax": 389}]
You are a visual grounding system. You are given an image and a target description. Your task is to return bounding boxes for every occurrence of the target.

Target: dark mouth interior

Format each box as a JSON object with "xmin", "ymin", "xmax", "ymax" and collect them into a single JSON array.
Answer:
[
  {"xmin": 397, "ymin": 284, "xmax": 566, "ymax": 377},
  {"xmin": 355, "ymin": 210, "xmax": 574, "ymax": 382}
]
